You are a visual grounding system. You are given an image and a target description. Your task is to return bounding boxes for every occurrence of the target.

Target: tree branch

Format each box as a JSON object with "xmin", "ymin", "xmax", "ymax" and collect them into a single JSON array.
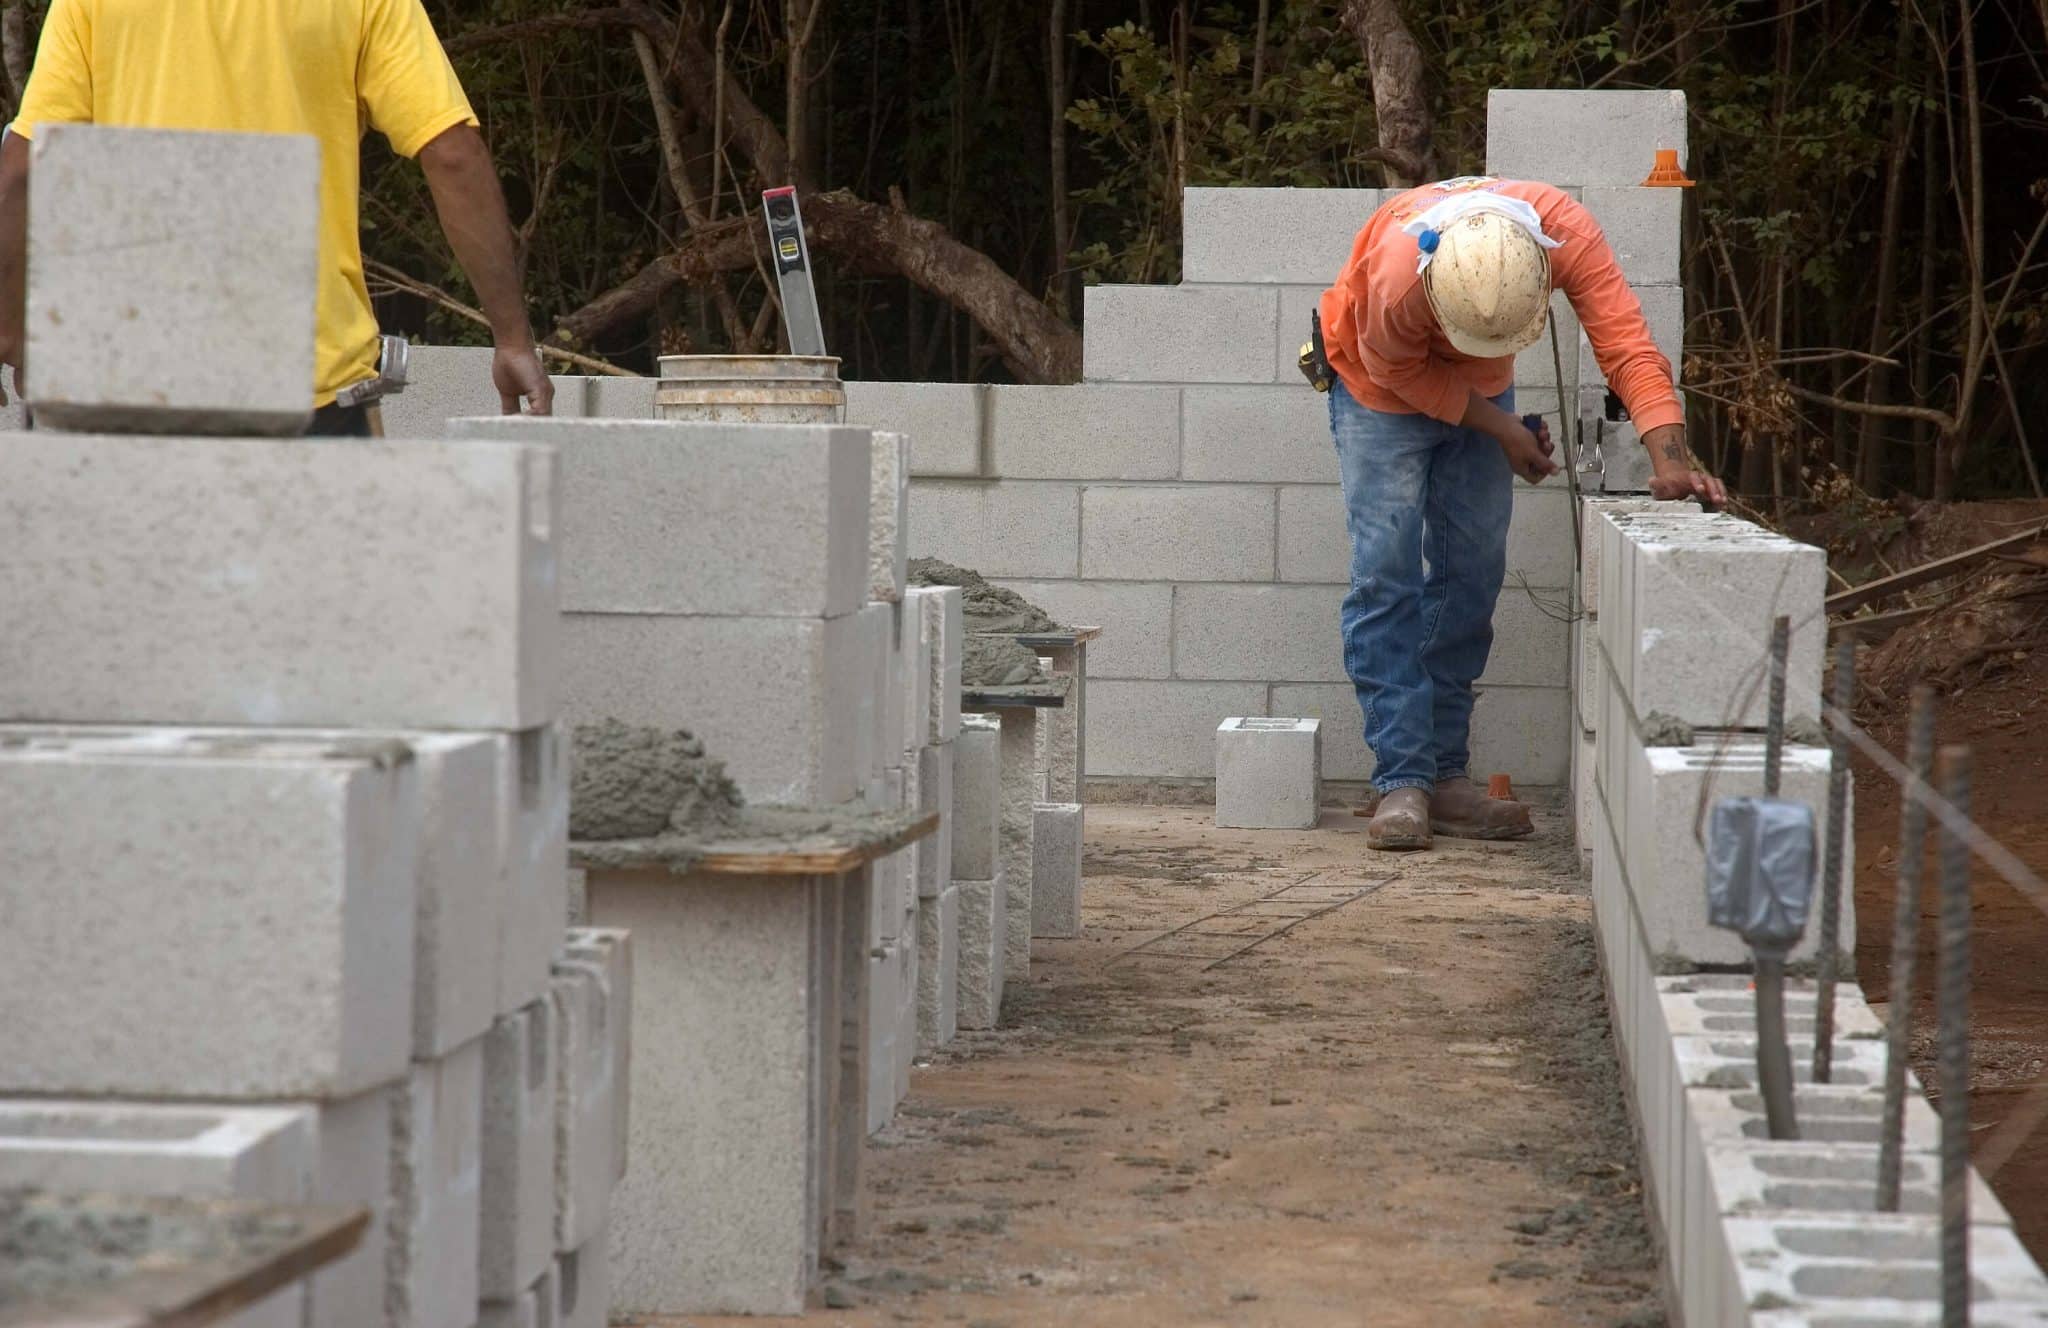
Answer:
[{"xmin": 367, "ymin": 259, "xmax": 639, "ymax": 376}]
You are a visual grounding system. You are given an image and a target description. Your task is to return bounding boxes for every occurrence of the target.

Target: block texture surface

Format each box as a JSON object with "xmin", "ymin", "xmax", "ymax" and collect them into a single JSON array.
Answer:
[
  {"xmin": 1485, "ymin": 90, "xmax": 1689, "ymax": 185},
  {"xmin": 1080, "ymin": 485, "xmax": 1275, "ymax": 582},
  {"xmin": 1181, "ymin": 187, "xmax": 1381, "ymax": 285},
  {"xmin": 905, "ymin": 480, "xmax": 1080, "ymax": 579},
  {"xmin": 1083, "ymin": 285, "xmax": 1278, "ymax": 384},
  {"xmin": 989, "ymin": 385, "xmax": 1180, "ymax": 480},
  {"xmin": 844, "ymin": 381, "xmax": 981, "ymax": 477}
]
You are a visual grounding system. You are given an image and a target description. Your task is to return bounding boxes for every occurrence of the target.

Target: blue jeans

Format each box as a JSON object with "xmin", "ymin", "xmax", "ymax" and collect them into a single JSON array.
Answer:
[{"xmin": 1329, "ymin": 379, "xmax": 1514, "ymax": 794}]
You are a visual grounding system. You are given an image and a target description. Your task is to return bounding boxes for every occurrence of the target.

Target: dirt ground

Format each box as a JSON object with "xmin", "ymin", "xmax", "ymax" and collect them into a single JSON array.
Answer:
[{"xmin": 642, "ymin": 804, "xmax": 1663, "ymax": 1328}]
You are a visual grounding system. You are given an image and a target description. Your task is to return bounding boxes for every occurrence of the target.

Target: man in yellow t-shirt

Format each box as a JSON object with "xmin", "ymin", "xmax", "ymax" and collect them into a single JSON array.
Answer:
[{"xmin": 0, "ymin": 0, "xmax": 553, "ymax": 434}]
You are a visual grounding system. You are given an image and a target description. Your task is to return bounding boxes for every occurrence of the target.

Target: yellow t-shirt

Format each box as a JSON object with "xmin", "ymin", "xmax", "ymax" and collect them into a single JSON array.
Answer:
[{"xmin": 12, "ymin": 0, "xmax": 478, "ymax": 405}]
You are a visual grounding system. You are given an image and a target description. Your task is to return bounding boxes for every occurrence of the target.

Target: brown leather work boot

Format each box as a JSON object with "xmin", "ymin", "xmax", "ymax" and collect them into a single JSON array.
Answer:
[
  {"xmin": 1430, "ymin": 775, "xmax": 1535, "ymax": 840},
  {"xmin": 1366, "ymin": 787, "xmax": 1432, "ymax": 851}
]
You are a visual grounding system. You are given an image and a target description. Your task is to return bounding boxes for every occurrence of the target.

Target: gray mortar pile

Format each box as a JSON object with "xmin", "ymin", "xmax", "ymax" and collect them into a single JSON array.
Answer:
[
  {"xmin": 569, "ymin": 719, "xmax": 744, "ymax": 842},
  {"xmin": 908, "ymin": 557, "xmax": 1057, "ymax": 686}
]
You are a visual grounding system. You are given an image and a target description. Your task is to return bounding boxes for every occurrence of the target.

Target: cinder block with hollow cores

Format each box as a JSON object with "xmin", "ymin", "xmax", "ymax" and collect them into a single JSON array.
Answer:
[
  {"xmin": 1582, "ymin": 187, "xmax": 1683, "ymax": 286},
  {"xmin": 0, "ymin": 730, "xmax": 417, "ymax": 1099},
  {"xmin": 0, "ymin": 433, "xmax": 557, "ymax": 729},
  {"xmin": 1581, "ymin": 498, "xmax": 1700, "ymax": 615},
  {"xmin": 450, "ymin": 416, "xmax": 871, "ymax": 619},
  {"xmin": 916, "ymin": 742, "xmax": 954, "ymax": 900},
  {"xmin": 561, "ymin": 929, "xmax": 633, "ymax": 1182},
  {"xmin": 562, "ymin": 611, "xmax": 865, "ymax": 806},
  {"xmin": 1215, "ymin": 718, "xmax": 1322, "ymax": 829},
  {"xmin": 549, "ymin": 961, "xmax": 615, "ymax": 1255},
  {"xmin": 306, "ymin": 1083, "xmax": 396, "ymax": 1328},
  {"xmin": 995, "ymin": 711, "xmax": 1039, "ymax": 981},
  {"xmin": 955, "ymin": 874, "xmax": 1007, "ymax": 1030},
  {"xmin": 554, "ymin": 1219, "xmax": 611, "ymax": 1328},
  {"xmin": 1722, "ymin": 1217, "xmax": 2048, "ymax": 1327},
  {"xmin": 844, "ymin": 380, "xmax": 982, "ymax": 478},
  {"xmin": 0, "ymin": 1101, "xmax": 315, "ymax": 1200},
  {"xmin": 905, "ymin": 479, "xmax": 1080, "ymax": 579},
  {"xmin": 917, "ymin": 885, "xmax": 960, "ymax": 1053},
  {"xmin": 1083, "ymin": 284, "xmax": 1280, "ymax": 385},
  {"xmin": 389, "ymin": 1038, "xmax": 485, "ymax": 1328},
  {"xmin": 1485, "ymin": 89, "xmax": 1689, "ymax": 185},
  {"xmin": 952, "ymin": 719, "xmax": 1002, "ymax": 879},
  {"xmin": 1080, "ymin": 483, "xmax": 1276, "ymax": 582},
  {"xmin": 1181, "ymin": 187, "xmax": 1383, "ymax": 285},
  {"xmin": 27, "ymin": 125, "xmax": 318, "ymax": 435},
  {"xmin": 913, "ymin": 585, "xmax": 964, "ymax": 744},
  {"xmin": 870, "ymin": 431, "xmax": 909, "ymax": 603},
  {"xmin": 480, "ymin": 999, "xmax": 558, "ymax": 1302},
  {"xmin": 988, "ymin": 384, "xmax": 1181, "ymax": 481},
  {"xmin": 499, "ymin": 725, "xmax": 572, "ymax": 1019},
  {"xmin": 1031, "ymin": 802, "xmax": 1084, "ymax": 938}
]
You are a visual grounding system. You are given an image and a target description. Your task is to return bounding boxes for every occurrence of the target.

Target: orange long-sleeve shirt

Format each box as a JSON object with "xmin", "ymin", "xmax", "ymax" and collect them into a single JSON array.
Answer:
[{"xmin": 1317, "ymin": 178, "xmax": 1684, "ymax": 432}]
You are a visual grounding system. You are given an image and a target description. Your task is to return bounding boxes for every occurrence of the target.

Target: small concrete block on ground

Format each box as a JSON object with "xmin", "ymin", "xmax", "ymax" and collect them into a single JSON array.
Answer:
[
  {"xmin": 0, "ymin": 730, "xmax": 418, "ymax": 1099},
  {"xmin": 389, "ymin": 1038, "xmax": 485, "ymax": 1328},
  {"xmin": 844, "ymin": 380, "xmax": 982, "ymax": 478},
  {"xmin": 1215, "ymin": 718, "xmax": 1322, "ymax": 829},
  {"xmin": 0, "ymin": 435, "xmax": 558, "ymax": 729},
  {"xmin": 548, "ymin": 962, "xmax": 616, "ymax": 1256},
  {"xmin": 870, "ymin": 431, "xmax": 910, "ymax": 603},
  {"xmin": 955, "ymin": 875, "xmax": 1006, "ymax": 1030},
  {"xmin": 989, "ymin": 384, "xmax": 1181, "ymax": 480},
  {"xmin": 27, "ymin": 125, "xmax": 319, "ymax": 435},
  {"xmin": 1180, "ymin": 187, "xmax": 1382, "ymax": 285},
  {"xmin": 450, "ymin": 416, "xmax": 872, "ymax": 619},
  {"xmin": 1030, "ymin": 802, "xmax": 1084, "ymax": 938},
  {"xmin": 1082, "ymin": 284, "xmax": 1279, "ymax": 384},
  {"xmin": 0, "ymin": 1100, "xmax": 314, "ymax": 1200},
  {"xmin": 905, "ymin": 479, "xmax": 1080, "ymax": 579},
  {"xmin": 480, "ymin": 1000, "xmax": 558, "ymax": 1302},
  {"xmin": 952, "ymin": 719, "xmax": 1002, "ymax": 879},
  {"xmin": 499, "ymin": 725, "xmax": 572, "ymax": 1018},
  {"xmin": 916, "ymin": 884, "xmax": 960, "ymax": 1053},
  {"xmin": 1485, "ymin": 89, "xmax": 1689, "ymax": 185}
]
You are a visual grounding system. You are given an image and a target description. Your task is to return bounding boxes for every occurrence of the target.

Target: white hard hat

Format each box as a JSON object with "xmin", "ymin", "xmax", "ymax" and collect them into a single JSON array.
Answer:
[{"xmin": 1421, "ymin": 209, "xmax": 1553, "ymax": 359}]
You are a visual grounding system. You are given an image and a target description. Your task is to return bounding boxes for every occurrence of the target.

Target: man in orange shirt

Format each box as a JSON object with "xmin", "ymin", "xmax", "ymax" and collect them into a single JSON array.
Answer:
[{"xmin": 1317, "ymin": 176, "xmax": 1725, "ymax": 851}]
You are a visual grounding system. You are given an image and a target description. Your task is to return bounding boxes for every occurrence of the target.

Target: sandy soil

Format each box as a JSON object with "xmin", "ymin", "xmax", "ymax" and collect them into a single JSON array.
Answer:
[{"xmin": 636, "ymin": 804, "xmax": 1662, "ymax": 1328}]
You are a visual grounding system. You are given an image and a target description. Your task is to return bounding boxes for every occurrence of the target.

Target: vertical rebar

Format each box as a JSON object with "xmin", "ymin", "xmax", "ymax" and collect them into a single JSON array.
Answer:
[
  {"xmin": 1755, "ymin": 954, "xmax": 1801, "ymax": 1140},
  {"xmin": 1764, "ymin": 615, "xmax": 1790, "ymax": 797},
  {"xmin": 1936, "ymin": 744, "xmax": 1972, "ymax": 1328},
  {"xmin": 1878, "ymin": 685, "xmax": 1937, "ymax": 1212},
  {"xmin": 1813, "ymin": 639, "xmax": 1855, "ymax": 1083}
]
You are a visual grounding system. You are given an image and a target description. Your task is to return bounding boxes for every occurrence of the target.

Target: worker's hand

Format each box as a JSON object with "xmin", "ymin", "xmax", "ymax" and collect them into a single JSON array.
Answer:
[
  {"xmin": 1495, "ymin": 415, "xmax": 1560, "ymax": 485},
  {"xmin": 1644, "ymin": 426, "xmax": 1728, "ymax": 509},
  {"xmin": 493, "ymin": 343, "xmax": 554, "ymax": 416}
]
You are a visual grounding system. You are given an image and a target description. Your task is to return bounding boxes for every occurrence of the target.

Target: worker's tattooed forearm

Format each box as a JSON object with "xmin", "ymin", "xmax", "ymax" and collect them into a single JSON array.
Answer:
[{"xmin": 1662, "ymin": 440, "xmax": 1687, "ymax": 462}]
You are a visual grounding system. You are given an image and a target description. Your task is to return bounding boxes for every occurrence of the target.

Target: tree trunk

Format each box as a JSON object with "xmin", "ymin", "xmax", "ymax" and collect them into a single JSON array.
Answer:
[
  {"xmin": 1857, "ymin": 18, "xmax": 1918, "ymax": 492},
  {"xmin": 1338, "ymin": 0, "xmax": 1435, "ymax": 187},
  {"xmin": 1047, "ymin": 0, "xmax": 1074, "ymax": 317},
  {"xmin": 1913, "ymin": 63, "xmax": 1939, "ymax": 495}
]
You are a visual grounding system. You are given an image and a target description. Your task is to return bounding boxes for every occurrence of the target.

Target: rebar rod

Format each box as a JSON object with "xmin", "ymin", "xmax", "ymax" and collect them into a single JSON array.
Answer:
[
  {"xmin": 1878, "ymin": 685, "xmax": 1937, "ymax": 1212},
  {"xmin": 1813, "ymin": 639, "xmax": 1855, "ymax": 1083},
  {"xmin": 1937, "ymin": 744, "xmax": 1972, "ymax": 1328},
  {"xmin": 1764, "ymin": 615, "xmax": 1790, "ymax": 797},
  {"xmin": 1755, "ymin": 953, "xmax": 1801, "ymax": 1140}
]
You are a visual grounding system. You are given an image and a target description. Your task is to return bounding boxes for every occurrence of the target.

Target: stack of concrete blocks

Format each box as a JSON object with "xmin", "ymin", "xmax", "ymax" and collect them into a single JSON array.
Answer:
[
  {"xmin": 952, "ymin": 717, "xmax": 1008, "ymax": 1028},
  {"xmin": 1027, "ymin": 637, "xmax": 1088, "ymax": 941},
  {"xmin": 1215, "ymin": 717, "xmax": 1323, "ymax": 829},
  {"xmin": 907, "ymin": 586, "xmax": 967, "ymax": 1061}
]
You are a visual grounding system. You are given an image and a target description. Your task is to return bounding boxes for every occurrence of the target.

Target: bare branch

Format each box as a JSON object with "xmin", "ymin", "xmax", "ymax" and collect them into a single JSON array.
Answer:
[{"xmin": 366, "ymin": 259, "xmax": 639, "ymax": 377}]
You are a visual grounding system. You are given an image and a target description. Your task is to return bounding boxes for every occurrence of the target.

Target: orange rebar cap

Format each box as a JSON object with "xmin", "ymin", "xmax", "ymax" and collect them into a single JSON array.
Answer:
[
  {"xmin": 1643, "ymin": 148, "xmax": 1696, "ymax": 187},
  {"xmin": 1488, "ymin": 773, "xmax": 1515, "ymax": 801}
]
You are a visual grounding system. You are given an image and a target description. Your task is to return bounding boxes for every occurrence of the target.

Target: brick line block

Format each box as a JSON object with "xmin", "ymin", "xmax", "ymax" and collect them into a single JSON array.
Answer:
[
  {"xmin": 450, "ymin": 416, "xmax": 873, "ymax": 619},
  {"xmin": 989, "ymin": 580, "xmax": 1171, "ymax": 680},
  {"xmin": 562, "ymin": 612, "xmax": 865, "ymax": 807},
  {"xmin": 1080, "ymin": 484, "xmax": 1276, "ymax": 582},
  {"xmin": 955, "ymin": 874, "xmax": 1006, "ymax": 1030},
  {"xmin": 28, "ymin": 125, "xmax": 318, "ymax": 435},
  {"xmin": 1181, "ymin": 385, "xmax": 1339, "ymax": 484},
  {"xmin": 870, "ymin": 431, "xmax": 910, "ymax": 604},
  {"xmin": 1215, "ymin": 718, "xmax": 1321, "ymax": 828},
  {"xmin": 912, "ymin": 586, "xmax": 965, "ymax": 744},
  {"xmin": 906, "ymin": 480, "xmax": 1080, "ymax": 579},
  {"xmin": 1485, "ymin": 89, "xmax": 1689, "ymax": 185},
  {"xmin": 989, "ymin": 384, "xmax": 1181, "ymax": 480},
  {"xmin": 1030, "ymin": 803, "xmax": 1084, "ymax": 937},
  {"xmin": 390, "ymin": 1038, "xmax": 485, "ymax": 1328},
  {"xmin": 916, "ymin": 885, "xmax": 960, "ymax": 1053},
  {"xmin": 0, "ymin": 731, "xmax": 419, "ymax": 1099},
  {"xmin": 0, "ymin": 434, "xmax": 558, "ymax": 729},
  {"xmin": 898, "ymin": 603, "xmax": 933, "ymax": 760},
  {"xmin": 1725, "ymin": 1216, "xmax": 2048, "ymax": 1324},
  {"xmin": 1088, "ymin": 681, "xmax": 1269, "ymax": 779},
  {"xmin": 549, "ymin": 962, "xmax": 615, "ymax": 1255},
  {"xmin": 1181, "ymin": 187, "xmax": 1382, "ymax": 285},
  {"xmin": 844, "ymin": 381, "xmax": 982, "ymax": 477},
  {"xmin": 1582, "ymin": 187, "xmax": 1684, "ymax": 286},
  {"xmin": 1083, "ymin": 284, "xmax": 1279, "ymax": 384},
  {"xmin": 480, "ymin": 1000, "xmax": 558, "ymax": 1301}
]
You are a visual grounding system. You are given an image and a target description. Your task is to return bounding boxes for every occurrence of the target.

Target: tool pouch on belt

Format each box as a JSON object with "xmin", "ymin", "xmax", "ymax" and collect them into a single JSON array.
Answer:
[{"xmin": 1297, "ymin": 308, "xmax": 1334, "ymax": 393}]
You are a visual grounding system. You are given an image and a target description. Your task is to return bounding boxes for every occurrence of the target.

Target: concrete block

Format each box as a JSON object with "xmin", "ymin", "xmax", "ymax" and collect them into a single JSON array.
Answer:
[
  {"xmin": 1083, "ymin": 284, "xmax": 1279, "ymax": 384},
  {"xmin": 1182, "ymin": 187, "xmax": 1381, "ymax": 285},
  {"xmin": 844, "ymin": 380, "xmax": 982, "ymax": 478},
  {"xmin": 1215, "ymin": 718, "xmax": 1322, "ymax": 828},
  {"xmin": 1031, "ymin": 802, "xmax": 1084, "ymax": 937},
  {"xmin": 0, "ymin": 1101, "xmax": 314, "ymax": 1200},
  {"xmin": 1269, "ymin": 684, "xmax": 1372, "ymax": 783},
  {"xmin": 549, "ymin": 963, "xmax": 615, "ymax": 1255},
  {"xmin": 397, "ymin": 735, "xmax": 506, "ymax": 1059},
  {"xmin": 916, "ymin": 885, "xmax": 960, "ymax": 1052},
  {"xmin": 1276, "ymin": 485, "xmax": 1353, "ymax": 585},
  {"xmin": 561, "ymin": 929, "xmax": 634, "ymax": 1183},
  {"xmin": 996, "ymin": 711, "xmax": 1039, "ymax": 982},
  {"xmin": 1180, "ymin": 385, "xmax": 1338, "ymax": 484},
  {"xmin": 390, "ymin": 1038, "xmax": 485, "ymax": 1328},
  {"xmin": 1684, "ymin": 1081, "xmax": 1936, "ymax": 1150},
  {"xmin": 27, "ymin": 125, "xmax": 318, "ymax": 435},
  {"xmin": 478, "ymin": 1275, "xmax": 550, "ymax": 1328},
  {"xmin": 989, "ymin": 384, "xmax": 1180, "ymax": 480},
  {"xmin": 871, "ymin": 430, "xmax": 910, "ymax": 603},
  {"xmin": 953, "ymin": 719, "xmax": 1003, "ymax": 879},
  {"xmin": 588, "ymin": 374, "xmax": 658, "ymax": 420},
  {"xmin": 1572, "ymin": 725, "xmax": 1596, "ymax": 873},
  {"xmin": 1173, "ymin": 583, "xmax": 1344, "ymax": 682},
  {"xmin": 898, "ymin": 607, "xmax": 933, "ymax": 760},
  {"xmin": 480, "ymin": 1001, "xmax": 558, "ymax": 1301},
  {"xmin": 0, "ymin": 730, "xmax": 418, "ymax": 1099},
  {"xmin": 0, "ymin": 434, "xmax": 557, "ymax": 729},
  {"xmin": 868, "ymin": 841, "xmax": 911, "ymax": 947},
  {"xmin": 381, "ymin": 348, "xmax": 590, "ymax": 436},
  {"xmin": 561, "ymin": 611, "xmax": 865, "ymax": 806},
  {"xmin": 905, "ymin": 479, "xmax": 1080, "ymax": 578},
  {"xmin": 912, "ymin": 585, "xmax": 965, "ymax": 743},
  {"xmin": 1080, "ymin": 484, "xmax": 1276, "ymax": 582},
  {"xmin": 851, "ymin": 603, "xmax": 889, "ymax": 790},
  {"xmin": 915, "ymin": 743, "xmax": 955, "ymax": 899},
  {"xmin": 500, "ymin": 725, "xmax": 573, "ymax": 1018},
  {"xmin": 553, "ymin": 1221, "xmax": 611, "ymax": 1328},
  {"xmin": 990, "ymin": 580, "xmax": 1170, "ymax": 679},
  {"xmin": 955, "ymin": 875, "xmax": 1006, "ymax": 1030},
  {"xmin": 450, "ymin": 416, "xmax": 872, "ymax": 619},
  {"xmin": 1275, "ymin": 285, "xmax": 1328, "ymax": 383},
  {"xmin": 1581, "ymin": 498, "xmax": 1700, "ymax": 614},
  {"xmin": 306, "ymin": 1083, "xmax": 396, "ymax": 1328},
  {"xmin": 1724, "ymin": 1216, "xmax": 2048, "ymax": 1322},
  {"xmin": 1469, "ymin": 686, "xmax": 1572, "ymax": 785},
  {"xmin": 1583, "ymin": 187, "xmax": 1683, "ymax": 286},
  {"xmin": 1089, "ymin": 681, "xmax": 1269, "ymax": 779},
  {"xmin": 1485, "ymin": 89, "xmax": 1689, "ymax": 185},
  {"xmin": 866, "ymin": 943, "xmax": 903, "ymax": 1133},
  {"xmin": 896, "ymin": 931, "xmax": 918, "ymax": 1100}
]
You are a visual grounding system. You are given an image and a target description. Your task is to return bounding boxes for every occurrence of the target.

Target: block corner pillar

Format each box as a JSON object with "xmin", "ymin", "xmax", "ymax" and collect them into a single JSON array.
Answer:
[
  {"xmin": 995, "ymin": 710, "xmax": 1040, "ymax": 982},
  {"xmin": 1041, "ymin": 642, "xmax": 1088, "ymax": 802},
  {"xmin": 587, "ymin": 863, "xmax": 854, "ymax": 1317}
]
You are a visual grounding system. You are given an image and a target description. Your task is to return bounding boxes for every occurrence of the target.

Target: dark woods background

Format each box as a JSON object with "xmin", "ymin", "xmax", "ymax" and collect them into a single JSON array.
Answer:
[{"xmin": 0, "ymin": 0, "xmax": 2042, "ymax": 502}]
